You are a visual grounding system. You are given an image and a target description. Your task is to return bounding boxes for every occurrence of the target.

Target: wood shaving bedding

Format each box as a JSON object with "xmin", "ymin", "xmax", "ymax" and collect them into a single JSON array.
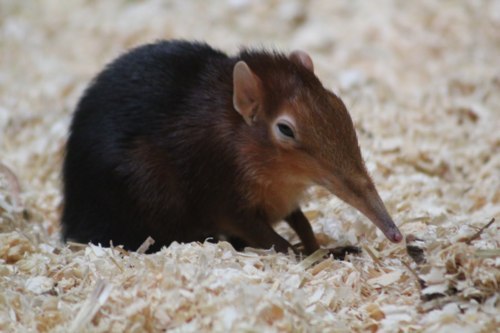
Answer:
[{"xmin": 1, "ymin": 0, "xmax": 498, "ymax": 331}]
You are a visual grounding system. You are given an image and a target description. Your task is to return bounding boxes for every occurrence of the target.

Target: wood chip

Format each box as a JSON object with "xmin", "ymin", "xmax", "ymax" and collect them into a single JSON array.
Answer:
[{"xmin": 1, "ymin": 1, "xmax": 499, "ymax": 331}]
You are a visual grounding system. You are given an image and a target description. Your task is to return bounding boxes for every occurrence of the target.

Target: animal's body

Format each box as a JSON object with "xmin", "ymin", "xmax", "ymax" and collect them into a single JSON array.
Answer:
[{"xmin": 62, "ymin": 40, "xmax": 402, "ymax": 253}]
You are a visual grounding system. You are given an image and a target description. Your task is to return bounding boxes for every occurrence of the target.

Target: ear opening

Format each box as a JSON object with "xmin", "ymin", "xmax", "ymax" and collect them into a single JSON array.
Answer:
[
  {"xmin": 233, "ymin": 61, "xmax": 262, "ymax": 125},
  {"xmin": 289, "ymin": 50, "xmax": 314, "ymax": 73}
]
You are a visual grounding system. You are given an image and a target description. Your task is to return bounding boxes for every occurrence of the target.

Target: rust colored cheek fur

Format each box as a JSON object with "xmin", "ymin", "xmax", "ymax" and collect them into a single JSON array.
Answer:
[{"xmin": 238, "ymin": 146, "xmax": 321, "ymax": 223}]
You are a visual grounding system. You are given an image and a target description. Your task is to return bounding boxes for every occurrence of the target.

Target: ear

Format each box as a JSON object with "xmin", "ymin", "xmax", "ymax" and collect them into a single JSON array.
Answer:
[
  {"xmin": 233, "ymin": 61, "xmax": 262, "ymax": 125},
  {"xmin": 289, "ymin": 50, "xmax": 314, "ymax": 73}
]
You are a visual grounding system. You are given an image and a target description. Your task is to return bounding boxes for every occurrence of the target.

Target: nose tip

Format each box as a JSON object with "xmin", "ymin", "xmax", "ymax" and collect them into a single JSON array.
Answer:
[
  {"xmin": 380, "ymin": 218, "xmax": 403, "ymax": 243},
  {"xmin": 390, "ymin": 229, "xmax": 403, "ymax": 243}
]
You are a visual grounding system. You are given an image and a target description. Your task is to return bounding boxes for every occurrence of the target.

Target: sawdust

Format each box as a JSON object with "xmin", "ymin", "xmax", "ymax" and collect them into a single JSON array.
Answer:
[{"xmin": 1, "ymin": 0, "xmax": 499, "ymax": 332}]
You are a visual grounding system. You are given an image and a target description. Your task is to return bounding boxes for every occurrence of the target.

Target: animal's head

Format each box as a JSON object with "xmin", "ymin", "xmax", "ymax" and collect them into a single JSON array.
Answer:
[{"xmin": 232, "ymin": 49, "xmax": 402, "ymax": 243}]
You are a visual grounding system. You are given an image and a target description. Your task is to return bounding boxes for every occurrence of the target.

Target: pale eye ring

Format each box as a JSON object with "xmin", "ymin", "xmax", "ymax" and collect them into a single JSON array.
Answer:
[{"xmin": 276, "ymin": 122, "xmax": 296, "ymax": 139}]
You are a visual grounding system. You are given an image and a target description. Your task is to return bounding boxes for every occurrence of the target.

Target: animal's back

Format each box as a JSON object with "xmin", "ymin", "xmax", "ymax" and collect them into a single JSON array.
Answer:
[{"xmin": 62, "ymin": 41, "xmax": 231, "ymax": 251}]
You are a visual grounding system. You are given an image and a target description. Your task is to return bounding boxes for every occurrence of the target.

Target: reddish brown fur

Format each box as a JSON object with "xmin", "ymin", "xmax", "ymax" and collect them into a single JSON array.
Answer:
[
  {"xmin": 228, "ymin": 49, "xmax": 402, "ymax": 248},
  {"xmin": 62, "ymin": 41, "xmax": 402, "ymax": 254}
]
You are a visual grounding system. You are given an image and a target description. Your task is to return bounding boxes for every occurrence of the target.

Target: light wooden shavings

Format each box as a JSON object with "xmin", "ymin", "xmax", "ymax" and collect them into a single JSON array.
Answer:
[
  {"xmin": 294, "ymin": 248, "xmax": 329, "ymax": 271},
  {"xmin": 367, "ymin": 270, "xmax": 404, "ymax": 287},
  {"xmin": 136, "ymin": 236, "xmax": 156, "ymax": 254},
  {"xmin": 474, "ymin": 249, "xmax": 500, "ymax": 258},
  {"xmin": 1, "ymin": 0, "xmax": 499, "ymax": 331},
  {"xmin": 461, "ymin": 217, "xmax": 496, "ymax": 245},
  {"xmin": 363, "ymin": 244, "xmax": 382, "ymax": 265},
  {"xmin": 69, "ymin": 279, "xmax": 113, "ymax": 332},
  {"xmin": 0, "ymin": 231, "xmax": 35, "ymax": 263},
  {"xmin": 0, "ymin": 162, "xmax": 22, "ymax": 211}
]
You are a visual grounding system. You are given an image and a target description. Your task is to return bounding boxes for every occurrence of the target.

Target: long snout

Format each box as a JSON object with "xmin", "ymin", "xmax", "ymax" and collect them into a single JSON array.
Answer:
[
  {"xmin": 324, "ymin": 176, "xmax": 403, "ymax": 243},
  {"xmin": 356, "ymin": 191, "xmax": 403, "ymax": 243}
]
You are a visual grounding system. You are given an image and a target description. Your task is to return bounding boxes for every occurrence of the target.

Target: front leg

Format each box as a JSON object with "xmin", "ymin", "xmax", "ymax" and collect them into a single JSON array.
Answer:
[
  {"xmin": 285, "ymin": 209, "xmax": 361, "ymax": 259},
  {"xmin": 284, "ymin": 209, "xmax": 320, "ymax": 255},
  {"xmin": 227, "ymin": 218, "xmax": 293, "ymax": 253}
]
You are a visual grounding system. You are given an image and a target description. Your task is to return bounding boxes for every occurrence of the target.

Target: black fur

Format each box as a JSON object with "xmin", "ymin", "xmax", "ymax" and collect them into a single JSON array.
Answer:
[{"xmin": 62, "ymin": 41, "xmax": 243, "ymax": 252}]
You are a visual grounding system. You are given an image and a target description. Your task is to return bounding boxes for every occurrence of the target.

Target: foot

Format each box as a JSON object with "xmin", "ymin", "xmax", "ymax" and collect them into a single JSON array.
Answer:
[{"xmin": 327, "ymin": 245, "xmax": 361, "ymax": 260}]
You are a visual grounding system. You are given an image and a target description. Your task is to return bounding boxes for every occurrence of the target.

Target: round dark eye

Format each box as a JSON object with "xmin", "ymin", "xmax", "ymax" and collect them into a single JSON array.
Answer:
[{"xmin": 277, "ymin": 123, "xmax": 295, "ymax": 139}]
